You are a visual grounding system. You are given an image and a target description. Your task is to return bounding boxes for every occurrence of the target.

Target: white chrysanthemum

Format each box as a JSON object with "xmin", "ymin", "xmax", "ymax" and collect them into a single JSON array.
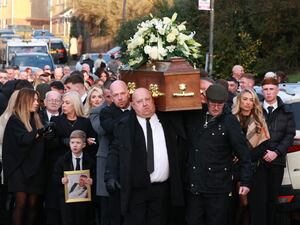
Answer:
[
  {"xmin": 144, "ymin": 45, "xmax": 152, "ymax": 54},
  {"xmin": 148, "ymin": 46, "xmax": 159, "ymax": 60}
]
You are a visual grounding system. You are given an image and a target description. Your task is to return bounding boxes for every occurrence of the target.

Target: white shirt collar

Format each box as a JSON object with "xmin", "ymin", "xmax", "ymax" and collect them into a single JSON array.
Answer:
[
  {"xmin": 263, "ymin": 100, "xmax": 278, "ymax": 111},
  {"xmin": 72, "ymin": 152, "xmax": 83, "ymax": 159},
  {"xmin": 121, "ymin": 105, "xmax": 131, "ymax": 112}
]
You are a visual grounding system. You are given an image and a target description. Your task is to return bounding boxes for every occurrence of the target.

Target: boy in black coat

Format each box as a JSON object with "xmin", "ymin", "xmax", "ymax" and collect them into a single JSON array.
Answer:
[{"xmin": 54, "ymin": 130, "xmax": 95, "ymax": 225}]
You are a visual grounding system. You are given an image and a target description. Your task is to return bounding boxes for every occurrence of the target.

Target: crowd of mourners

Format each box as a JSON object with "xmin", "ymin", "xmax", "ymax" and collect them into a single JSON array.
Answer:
[{"xmin": 0, "ymin": 60, "xmax": 295, "ymax": 225}]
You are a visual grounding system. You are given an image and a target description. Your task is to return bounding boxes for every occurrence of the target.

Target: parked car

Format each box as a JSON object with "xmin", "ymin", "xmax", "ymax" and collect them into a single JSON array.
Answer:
[
  {"xmin": 10, "ymin": 52, "xmax": 55, "ymax": 72},
  {"xmin": 0, "ymin": 29, "xmax": 15, "ymax": 36},
  {"xmin": 47, "ymin": 38, "xmax": 68, "ymax": 64}
]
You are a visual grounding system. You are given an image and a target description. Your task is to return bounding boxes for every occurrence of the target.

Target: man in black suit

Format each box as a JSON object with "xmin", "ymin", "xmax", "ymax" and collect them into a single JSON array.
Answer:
[
  {"xmin": 99, "ymin": 80, "xmax": 131, "ymax": 225},
  {"xmin": 39, "ymin": 90, "xmax": 62, "ymax": 124},
  {"xmin": 105, "ymin": 88, "xmax": 185, "ymax": 225}
]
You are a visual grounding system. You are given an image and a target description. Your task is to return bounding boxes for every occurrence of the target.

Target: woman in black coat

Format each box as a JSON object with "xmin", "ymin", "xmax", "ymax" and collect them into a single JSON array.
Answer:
[
  {"xmin": 232, "ymin": 88, "xmax": 270, "ymax": 225},
  {"xmin": 45, "ymin": 91, "xmax": 97, "ymax": 225},
  {"xmin": 2, "ymin": 88, "xmax": 46, "ymax": 225}
]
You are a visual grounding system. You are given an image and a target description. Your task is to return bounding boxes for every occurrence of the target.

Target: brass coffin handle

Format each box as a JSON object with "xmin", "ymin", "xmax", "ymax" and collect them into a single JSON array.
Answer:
[
  {"xmin": 173, "ymin": 83, "xmax": 194, "ymax": 97},
  {"xmin": 127, "ymin": 82, "xmax": 136, "ymax": 94},
  {"xmin": 149, "ymin": 83, "xmax": 165, "ymax": 97}
]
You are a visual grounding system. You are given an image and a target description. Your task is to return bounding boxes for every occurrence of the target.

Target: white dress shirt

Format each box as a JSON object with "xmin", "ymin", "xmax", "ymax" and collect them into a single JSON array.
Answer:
[
  {"xmin": 136, "ymin": 114, "xmax": 169, "ymax": 183},
  {"xmin": 263, "ymin": 100, "xmax": 278, "ymax": 112},
  {"xmin": 46, "ymin": 110, "xmax": 59, "ymax": 121},
  {"xmin": 72, "ymin": 152, "xmax": 83, "ymax": 170}
]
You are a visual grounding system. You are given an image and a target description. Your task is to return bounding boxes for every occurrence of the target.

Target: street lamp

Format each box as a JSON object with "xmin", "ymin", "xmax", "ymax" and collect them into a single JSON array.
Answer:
[{"xmin": 208, "ymin": 0, "xmax": 214, "ymax": 77}]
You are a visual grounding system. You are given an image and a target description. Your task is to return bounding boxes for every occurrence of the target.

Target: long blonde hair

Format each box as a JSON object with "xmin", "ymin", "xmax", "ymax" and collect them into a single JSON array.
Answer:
[
  {"xmin": 13, "ymin": 88, "xmax": 43, "ymax": 131},
  {"xmin": 63, "ymin": 91, "xmax": 85, "ymax": 117},
  {"xmin": 83, "ymin": 87, "xmax": 103, "ymax": 116},
  {"xmin": 232, "ymin": 88, "xmax": 265, "ymax": 127}
]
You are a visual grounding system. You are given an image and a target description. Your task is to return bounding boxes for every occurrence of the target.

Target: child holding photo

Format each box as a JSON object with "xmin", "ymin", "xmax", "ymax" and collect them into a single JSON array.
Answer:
[{"xmin": 54, "ymin": 130, "xmax": 95, "ymax": 225}]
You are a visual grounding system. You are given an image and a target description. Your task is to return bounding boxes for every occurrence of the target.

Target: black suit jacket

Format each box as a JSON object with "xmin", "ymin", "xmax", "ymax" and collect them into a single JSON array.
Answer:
[
  {"xmin": 105, "ymin": 111, "xmax": 185, "ymax": 214},
  {"xmin": 53, "ymin": 151, "xmax": 95, "ymax": 196}
]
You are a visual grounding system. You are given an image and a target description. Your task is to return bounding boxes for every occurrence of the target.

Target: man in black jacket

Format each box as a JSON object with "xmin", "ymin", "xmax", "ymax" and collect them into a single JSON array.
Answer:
[
  {"xmin": 261, "ymin": 78, "xmax": 295, "ymax": 225},
  {"xmin": 99, "ymin": 80, "xmax": 131, "ymax": 225},
  {"xmin": 184, "ymin": 84, "xmax": 252, "ymax": 225},
  {"xmin": 105, "ymin": 88, "xmax": 185, "ymax": 225}
]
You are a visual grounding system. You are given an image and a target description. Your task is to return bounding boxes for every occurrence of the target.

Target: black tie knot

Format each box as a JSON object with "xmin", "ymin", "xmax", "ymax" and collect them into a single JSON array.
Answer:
[{"xmin": 267, "ymin": 106, "xmax": 274, "ymax": 115}]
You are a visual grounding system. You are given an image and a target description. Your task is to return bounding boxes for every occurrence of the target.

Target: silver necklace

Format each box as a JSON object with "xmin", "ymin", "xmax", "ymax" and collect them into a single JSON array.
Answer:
[{"xmin": 203, "ymin": 112, "xmax": 215, "ymax": 128}]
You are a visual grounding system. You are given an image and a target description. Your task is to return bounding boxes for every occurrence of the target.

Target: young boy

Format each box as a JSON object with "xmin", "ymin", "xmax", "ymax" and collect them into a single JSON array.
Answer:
[{"xmin": 54, "ymin": 130, "xmax": 95, "ymax": 225}]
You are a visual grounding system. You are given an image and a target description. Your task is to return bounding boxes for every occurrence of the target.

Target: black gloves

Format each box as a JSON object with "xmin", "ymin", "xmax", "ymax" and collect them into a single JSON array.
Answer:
[
  {"xmin": 37, "ymin": 122, "xmax": 56, "ymax": 139},
  {"xmin": 106, "ymin": 179, "xmax": 121, "ymax": 194}
]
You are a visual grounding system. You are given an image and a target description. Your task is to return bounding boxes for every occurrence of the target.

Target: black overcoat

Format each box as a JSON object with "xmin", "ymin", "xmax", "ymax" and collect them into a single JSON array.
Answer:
[
  {"xmin": 2, "ymin": 114, "xmax": 45, "ymax": 194},
  {"xmin": 105, "ymin": 111, "xmax": 185, "ymax": 215}
]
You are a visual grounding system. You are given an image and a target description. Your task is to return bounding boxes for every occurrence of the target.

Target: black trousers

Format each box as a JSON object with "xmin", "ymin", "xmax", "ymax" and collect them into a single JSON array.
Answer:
[
  {"xmin": 123, "ymin": 181, "xmax": 169, "ymax": 225},
  {"xmin": 185, "ymin": 191, "xmax": 230, "ymax": 225},
  {"xmin": 248, "ymin": 163, "xmax": 267, "ymax": 225},
  {"xmin": 60, "ymin": 199, "xmax": 92, "ymax": 225},
  {"xmin": 265, "ymin": 163, "xmax": 284, "ymax": 225}
]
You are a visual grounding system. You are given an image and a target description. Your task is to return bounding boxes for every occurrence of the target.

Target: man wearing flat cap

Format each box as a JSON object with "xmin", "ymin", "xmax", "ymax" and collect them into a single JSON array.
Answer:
[{"xmin": 184, "ymin": 84, "xmax": 252, "ymax": 225}]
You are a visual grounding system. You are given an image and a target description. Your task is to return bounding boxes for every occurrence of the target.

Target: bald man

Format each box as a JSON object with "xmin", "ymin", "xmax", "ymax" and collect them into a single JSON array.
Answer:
[
  {"xmin": 105, "ymin": 88, "xmax": 185, "ymax": 225},
  {"xmin": 232, "ymin": 65, "xmax": 244, "ymax": 81},
  {"xmin": 99, "ymin": 80, "xmax": 131, "ymax": 225}
]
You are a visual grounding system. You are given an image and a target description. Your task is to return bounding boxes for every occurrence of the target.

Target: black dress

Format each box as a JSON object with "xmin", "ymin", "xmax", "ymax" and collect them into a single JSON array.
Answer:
[{"xmin": 2, "ymin": 114, "xmax": 45, "ymax": 194}]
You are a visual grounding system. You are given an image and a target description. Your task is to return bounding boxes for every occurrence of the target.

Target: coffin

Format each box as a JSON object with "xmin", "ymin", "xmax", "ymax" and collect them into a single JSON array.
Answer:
[{"xmin": 120, "ymin": 57, "xmax": 202, "ymax": 111}]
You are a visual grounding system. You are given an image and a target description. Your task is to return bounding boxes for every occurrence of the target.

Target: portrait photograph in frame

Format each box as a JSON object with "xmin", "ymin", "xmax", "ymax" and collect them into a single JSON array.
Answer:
[{"xmin": 64, "ymin": 170, "xmax": 92, "ymax": 203}]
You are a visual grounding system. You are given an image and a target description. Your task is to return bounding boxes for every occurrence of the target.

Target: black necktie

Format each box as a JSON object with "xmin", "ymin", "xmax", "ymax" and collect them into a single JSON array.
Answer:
[
  {"xmin": 75, "ymin": 158, "xmax": 81, "ymax": 170},
  {"xmin": 267, "ymin": 106, "xmax": 274, "ymax": 115},
  {"xmin": 146, "ymin": 118, "xmax": 154, "ymax": 174}
]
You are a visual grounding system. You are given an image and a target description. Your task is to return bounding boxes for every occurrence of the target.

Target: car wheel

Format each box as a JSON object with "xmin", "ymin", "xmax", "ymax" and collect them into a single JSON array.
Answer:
[{"xmin": 276, "ymin": 211, "xmax": 291, "ymax": 225}]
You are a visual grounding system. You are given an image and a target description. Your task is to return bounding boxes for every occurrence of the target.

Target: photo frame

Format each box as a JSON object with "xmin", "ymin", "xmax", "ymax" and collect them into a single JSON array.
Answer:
[{"xmin": 64, "ymin": 170, "xmax": 92, "ymax": 203}]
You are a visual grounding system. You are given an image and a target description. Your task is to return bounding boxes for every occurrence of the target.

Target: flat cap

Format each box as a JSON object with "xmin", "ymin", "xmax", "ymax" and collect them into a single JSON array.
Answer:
[{"xmin": 206, "ymin": 84, "xmax": 228, "ymax": 103}]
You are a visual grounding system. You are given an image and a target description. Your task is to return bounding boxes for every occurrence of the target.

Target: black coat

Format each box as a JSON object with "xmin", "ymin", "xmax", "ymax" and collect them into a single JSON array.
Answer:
[
  {"xmin": 100, "ymin": 102, "xmax": 130, "ymax": 141},
  {"xmin": 2, "ymin": 114, "xmax": 45, "ymax": 193},
  {"xmin": 53, "ymin": 151, "xmax": 95, "ymax": 196},
  {"xmin": 45, "ymin": 114, "xmax": 97, "ymax": 209},
  {"xmin": 50, "ymin": 114, "xmax": 97, "ymax": 161},
  {"xmin": 262, "ymin": 97, "xmax": 295, "ymax": 166},
  {"xmin": 53, "ymin": 151, "xmax": 95, "ymax": 225},
  {"xmin": 105, "ymin": 111, "xmax": 185, "ymax": 215},
  {"xmin": 184, "ymin": 106, "xmax": 252, "ymax": 194}
]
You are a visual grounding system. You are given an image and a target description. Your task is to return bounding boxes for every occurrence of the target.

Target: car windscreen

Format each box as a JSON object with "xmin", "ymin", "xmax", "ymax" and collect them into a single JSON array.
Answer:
[
  {"xmin": 11, "ymin": 55, "xmax": 53, "ymax": 70},
  {"xmin": 289, "ymin": 102, "xmax": 300, "ymax": 130},
  {"xmin": 49, "ymin": 42, "xmax": 64, "ymax": 50},
  {"xmin": 8, "ymin": 46, "xmax": 48, "ymax": 54}
]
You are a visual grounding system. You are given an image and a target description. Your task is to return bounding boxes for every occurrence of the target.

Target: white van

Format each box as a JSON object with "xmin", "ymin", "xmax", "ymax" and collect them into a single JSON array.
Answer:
[{"xmin": 0, "ymin": 39, "xmax": 48, "ymax": 66}]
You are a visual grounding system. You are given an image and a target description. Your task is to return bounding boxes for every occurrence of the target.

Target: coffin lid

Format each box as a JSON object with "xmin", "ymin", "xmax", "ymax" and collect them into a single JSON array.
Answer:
[{"xmin": 124, "ymin": 57, "xmax": 198, "ymax": 75}]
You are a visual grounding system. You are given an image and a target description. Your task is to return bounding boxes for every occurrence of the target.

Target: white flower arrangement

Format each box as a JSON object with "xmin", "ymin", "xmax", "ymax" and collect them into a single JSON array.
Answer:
[{"xmin": 125, "ymin": 13, "xmax": 201, "ymax": 68}]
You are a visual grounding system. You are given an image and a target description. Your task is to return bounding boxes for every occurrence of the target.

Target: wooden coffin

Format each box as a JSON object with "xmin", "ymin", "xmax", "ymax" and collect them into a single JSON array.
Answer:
[{"xmin": 120, "ymin": 57, "xmax": 202, "ymax": 111}]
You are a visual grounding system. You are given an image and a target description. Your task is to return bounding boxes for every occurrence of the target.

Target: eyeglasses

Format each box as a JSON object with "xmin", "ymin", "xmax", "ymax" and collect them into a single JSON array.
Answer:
[
  {"xmin": 208, "ymin": 102, "xmax": 224, "ymax": 108},
  {"xmin": 47, "ymin": 99, "xmax": 61, "ymax": 103}
]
